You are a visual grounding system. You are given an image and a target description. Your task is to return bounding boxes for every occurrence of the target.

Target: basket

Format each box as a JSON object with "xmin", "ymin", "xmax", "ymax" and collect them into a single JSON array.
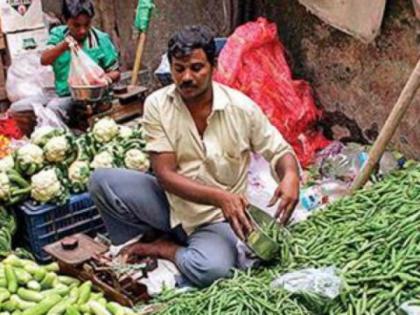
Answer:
[{"xmin": 15, "ymin": 192, "xmax": 106, "ymax": 263}]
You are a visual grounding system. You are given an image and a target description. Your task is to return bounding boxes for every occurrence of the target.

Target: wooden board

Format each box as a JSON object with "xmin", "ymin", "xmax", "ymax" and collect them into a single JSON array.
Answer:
[{"xmin": 110, "ymin": 101, "xmax": 144, "ymax": 123}]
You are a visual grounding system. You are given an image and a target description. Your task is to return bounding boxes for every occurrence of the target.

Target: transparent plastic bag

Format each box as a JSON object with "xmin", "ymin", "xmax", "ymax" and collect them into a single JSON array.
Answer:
[
  {"xmin": 68, "ymin": 45, "xmax": 107, "ymax": 87},
  {"xmin": 32, "ymin": 102, "xmax": 68, "ymax": 130},
  {"xmin": 398, "ymin": 302, "xmax": 420, "ymax": 315},
  {"xmin": 271, "ymin": 267, "xmax": 342, "ymax": 314}
]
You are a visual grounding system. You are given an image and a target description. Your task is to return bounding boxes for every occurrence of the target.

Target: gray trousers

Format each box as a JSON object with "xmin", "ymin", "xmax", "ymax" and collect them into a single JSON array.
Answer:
[
  {"xmin": 88, "ymin": 168, "xmax": 240, "ymax": 288},
  {"xmin": 8, "ymin": 95, "xmax": 73, "ymax": 123}
]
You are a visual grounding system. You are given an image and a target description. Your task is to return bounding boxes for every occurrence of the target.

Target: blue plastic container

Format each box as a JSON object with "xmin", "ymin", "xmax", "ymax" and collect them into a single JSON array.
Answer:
[{"xmin": 16, "ymin": 193, "xmax": 106, "ymax": 263}]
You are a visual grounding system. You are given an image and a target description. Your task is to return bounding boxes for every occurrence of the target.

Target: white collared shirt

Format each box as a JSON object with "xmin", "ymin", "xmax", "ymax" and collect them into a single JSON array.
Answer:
[{"xmin": 143, "ymin": 82, "xmax": 296, "ymax": 234}]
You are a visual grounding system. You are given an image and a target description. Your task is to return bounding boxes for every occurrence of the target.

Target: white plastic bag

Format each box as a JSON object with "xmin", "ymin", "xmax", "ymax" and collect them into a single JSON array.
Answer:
[
  {"xmin": 32, "ymin": 102, "xmax": 68, "ymax": 130},
  {"xmin": 271, "ymin": 267, "xmax": 342, "ymax": 313},
  {"xmin": 399, "ymin": 302, "xmax": 420, "ymax": 315},
  {"xmin": 6, "ymin": 53, "xmax": 54, "ymax": 102},
  {"xmin": 68, "ymin": 45, "xmax": 107, "ymax": 87}
]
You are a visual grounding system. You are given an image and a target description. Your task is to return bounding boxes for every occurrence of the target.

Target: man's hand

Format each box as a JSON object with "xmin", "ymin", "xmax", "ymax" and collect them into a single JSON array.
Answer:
[
  {"xmin": 216, "ymin": 192, "xmax": 253, "ymax": 241},
  {"xmin": 268, "ymin": 171, "xmax": 300, "ymax": 225}
]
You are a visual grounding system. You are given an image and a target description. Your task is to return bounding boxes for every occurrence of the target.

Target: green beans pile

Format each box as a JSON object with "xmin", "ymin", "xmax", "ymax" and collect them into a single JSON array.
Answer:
[
  {"xmin": 155, "ymin": 269, "xmax": 311, "ymax": 315},
  {"xmin": 274, "ymin": 165, "xmax": 420, "ymax": 314},
  {"xmin": 152, "ymin": 165, "xmax": 420, "ymax": 315}
]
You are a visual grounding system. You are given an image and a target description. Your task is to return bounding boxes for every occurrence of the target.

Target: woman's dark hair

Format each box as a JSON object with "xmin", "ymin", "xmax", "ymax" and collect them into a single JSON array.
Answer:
[
  {"xmin": 62, "ymin": 0, "xmax": 95, "ymax": 20},
  {"xmin": 168, "ymin": 25, "xmax": 216, "ymax": 66}
]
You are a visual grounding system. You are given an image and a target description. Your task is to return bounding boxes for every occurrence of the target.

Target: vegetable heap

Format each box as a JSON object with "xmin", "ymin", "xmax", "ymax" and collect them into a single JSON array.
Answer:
[
  {"xmin": 0, "ymin": 117, "xmax": 149, "ymax": 206},
  {"xmin": 0, "ymin": 255, "xmax": 137, "ymax": 315},
  {"xmin": 152, "ymin": 165, "xmax": 420, "ymax": 315}
]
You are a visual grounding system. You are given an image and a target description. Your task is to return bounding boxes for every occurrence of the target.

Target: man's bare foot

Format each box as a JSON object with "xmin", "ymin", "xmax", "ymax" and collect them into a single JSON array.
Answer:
[{"xmin": 121, "ymin": 238, "xmax": 181, "ymax": 264}]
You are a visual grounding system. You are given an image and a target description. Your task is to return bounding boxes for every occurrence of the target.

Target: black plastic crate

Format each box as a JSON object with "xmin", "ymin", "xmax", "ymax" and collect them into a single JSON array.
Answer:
[{"xmin": 16, "ymin": 192, "xmax": 106, "ymax": 263}]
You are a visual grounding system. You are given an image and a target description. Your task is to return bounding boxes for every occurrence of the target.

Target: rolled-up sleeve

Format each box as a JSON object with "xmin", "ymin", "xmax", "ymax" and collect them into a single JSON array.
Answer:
[
  {"xmin": 143, "ymin": 96, "xmax": 174, "ymax": 153},
  {"xmin": 250, "ymin": 104, "xmax": 299, "ymax": 181}
]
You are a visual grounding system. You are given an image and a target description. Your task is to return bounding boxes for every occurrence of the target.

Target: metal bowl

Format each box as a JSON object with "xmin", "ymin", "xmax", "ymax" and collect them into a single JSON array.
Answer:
[
  {"xmin": 70, "ymin": 85, "xmax": 108, "ymax": 102},
  {"xmin": 246, "ymin": 205, "xmax": 281, "ymax": 261}
]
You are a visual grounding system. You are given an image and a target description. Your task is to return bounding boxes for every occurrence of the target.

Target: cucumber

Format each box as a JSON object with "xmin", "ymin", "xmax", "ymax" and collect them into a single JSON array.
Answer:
[
  {"xmin": 14, "ymin": 269, "xmax": 33, "ymax": 285},
  {"xmin": 87, "ymin": 302, "xmax": 111, "ymax": 315},
  {"xmin": 0, "ymin": 288, "xmax": 11, "ymax": 303},
  {"xmin": 2, "ymin": 300, "xmax": 18, "ymax": 312},
  {"xmin": 10, "ymin": 295, "xmax": 37, "ymax": 311},
  {"xmin": 26, "ymin": 281, "xmax": 41, "ymax": 292},
  {"xmin": 106, "ymin": 303, "xmax": 124, "ymax": 315},
  {"xmin": 40, "ymin": 273, "xmax": 57, "ymax": 290},
  {"xmin": 43, "ymin": 263, "xmax": 59, "ymax": 273},
  {"xmin": 65, "ymin": 307, "xmax": 80, "ymax": 315},
  {"xmin": 40, "ymin": 285, "xmax": 70, "ymax": 298},
  {"xmin": 76, "ymin": 281, "xmax": 92, "ymax": 305},
  {"xmin": 23, "ymin": 265, "xmax": 46, "ymax": 283},
  {"xmin": 46, "ymin": 296, "xmax": 77, "ymax": 315},
  {"xmin": 3, "ymin": 256, "xmax": 25, "ymax": 268},
  {"xmin": 4, "ymin": 265, "xmax": 18, "ymax": 293},
  {"xmin": 21, "ymin": 294, "xmax": 62, "ymax": 315},
  {"xmin": 17, "ymin": 288, "xmax": 43, "ymax": 302},
  {"xmin": 57, "ymin": 276, "xmax": 79, "ymax": 287}
]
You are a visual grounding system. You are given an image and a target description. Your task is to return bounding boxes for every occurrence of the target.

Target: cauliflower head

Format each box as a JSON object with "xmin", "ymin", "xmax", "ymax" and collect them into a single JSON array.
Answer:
[
  {"xmin": 16, "ymin": 144, "xmax": 44, "ymax": 175},
  {"xmin": 118, "ymin": 126, "xmax": 134, "ymax": 139},
  {"xmin": 91, "ymin": 151, "xmax": 115, "ymax": 169},
  {"xmin": 124, "ymin": 149, "xmax": 150, "ymax": 171},
  {"xmin": 31, "ymin": 126, "xmax": 64, "ymax": 147},
  {"xmin": 31, "ymin": 169, "xmax": 62, "ymax": 203},
  {"xmin": 92, "ymin": 118, "xmax": 119, "ymax": 143},
  {"xmin": 69, "ymin": 160, "xmax": 91, "ymax": 185},
  {"xmin": 44, "ymin": 135, "xmax": 71, "ymax": 163},
  {"xmin": 0, "ymin": 156, "xmax": 15, "ymax": 173},
  {"xmin": 0, "ymin": 172, "xmax": 11, "ymax": 201}
]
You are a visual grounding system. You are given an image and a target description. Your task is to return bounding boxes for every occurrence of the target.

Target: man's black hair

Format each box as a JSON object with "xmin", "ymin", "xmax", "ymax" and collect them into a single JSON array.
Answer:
[
  {"xmin": 62, "ymin": 0, "xmax": 95, "ymax": 20},
  {"xmin": 168, "ymin": 25, "xmax": 216, "ymax": 66}
]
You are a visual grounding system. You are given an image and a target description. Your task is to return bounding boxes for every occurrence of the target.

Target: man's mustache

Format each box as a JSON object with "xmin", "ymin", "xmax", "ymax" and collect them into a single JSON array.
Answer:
[{"xmin": 180, "ymin": 81, "xmax": 197, "ymax": 89}]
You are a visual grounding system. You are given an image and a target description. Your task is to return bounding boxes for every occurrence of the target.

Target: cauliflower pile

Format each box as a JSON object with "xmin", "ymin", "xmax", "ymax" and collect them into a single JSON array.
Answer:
[{"xmin": 1, "ymin": 118, "xmax": 150, "ymax": 205}]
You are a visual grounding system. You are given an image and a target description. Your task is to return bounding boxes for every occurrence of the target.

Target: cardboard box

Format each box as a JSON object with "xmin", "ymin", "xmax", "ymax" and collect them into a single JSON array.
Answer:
[
  {"xmin": 0, "ymin": 0, "xmax": 44, "ymax": 33},
  {"xmin": 6, "ymin": 27, "xmax": 48, "ymax": 61}
]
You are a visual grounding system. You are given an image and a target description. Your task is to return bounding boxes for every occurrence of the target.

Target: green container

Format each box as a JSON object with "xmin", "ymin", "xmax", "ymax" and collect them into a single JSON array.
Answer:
[{"xmin": 246, "ymin": 205, "xmax": 281, "ymax": 261}]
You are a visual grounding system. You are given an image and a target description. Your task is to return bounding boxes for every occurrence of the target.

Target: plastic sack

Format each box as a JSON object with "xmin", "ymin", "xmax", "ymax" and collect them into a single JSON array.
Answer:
[
  {"xmin": 68, "ymin": 46, "xmax": 107, "ymax": 87},
  {"xmin": 271, "ymin": 267, "xmax": 342, "ymax": 314},
  {"xmin": 6, "ymin": 53, "xmax": 55, "ymax": 103},
  {"xmin": 214, "ymin": 18, "xmax": 330, "ymax": 167}
]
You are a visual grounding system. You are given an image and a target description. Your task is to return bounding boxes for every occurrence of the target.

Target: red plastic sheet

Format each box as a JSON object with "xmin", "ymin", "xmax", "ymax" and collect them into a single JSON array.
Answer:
[{"xmin": 214, "ymin": 18, "xmax": 330, "ymax": 167}]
